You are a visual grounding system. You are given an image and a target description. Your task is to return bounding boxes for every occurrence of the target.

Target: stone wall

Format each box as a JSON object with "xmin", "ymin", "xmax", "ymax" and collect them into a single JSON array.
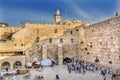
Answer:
[
  {"xmin": 25, "ymin": 16, "xmax": 120, "ymax": 70},
  {"xmin": 0, "ymin": 27, "xmax": 22, "ymax": 40},
  {"xmin": 0, "ymin": 21, "xmax": 83, "ymax": 54},
  {"xmin": 25, "ymin": 25, "xmax": 79, "ymax": 64},
  {"xmin": 1, "ymin": 14, "xmax": 119, "ymax": 72},
  {"xmin": 77, "ymin": 16, "xmax": 120, "ymax": 69},
  {"xmin": 0, "ymin": 55, "xmax": 25, "ymax": 69}
]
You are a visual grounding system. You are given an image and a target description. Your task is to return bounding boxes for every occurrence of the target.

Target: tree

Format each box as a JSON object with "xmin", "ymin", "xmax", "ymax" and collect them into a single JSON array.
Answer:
[{"xmin": 115, "ymin": 12, "xmax": 119, "ymax": 16}]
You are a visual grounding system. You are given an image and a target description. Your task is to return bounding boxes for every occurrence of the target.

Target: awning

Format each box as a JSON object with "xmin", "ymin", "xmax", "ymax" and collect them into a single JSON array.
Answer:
[{"xmin": 41, "ymin": 59, "xmax": 52, "ymax": 67}]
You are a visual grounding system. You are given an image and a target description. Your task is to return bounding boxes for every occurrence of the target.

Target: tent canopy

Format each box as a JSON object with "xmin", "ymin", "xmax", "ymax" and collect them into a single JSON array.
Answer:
[{"xmin": 41, "ymin": 59, "xmax": 52, "ymax": 67}]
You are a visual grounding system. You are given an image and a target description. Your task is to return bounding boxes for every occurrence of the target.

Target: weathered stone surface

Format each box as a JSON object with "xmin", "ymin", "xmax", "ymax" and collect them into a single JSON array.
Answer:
[
  {"xmin": 76, "ymin": 16, "xmax": 120, "ymax": 70},
  {"xmin": 0, "ymin": 10, "xmax": 120, "ymax": 75}
]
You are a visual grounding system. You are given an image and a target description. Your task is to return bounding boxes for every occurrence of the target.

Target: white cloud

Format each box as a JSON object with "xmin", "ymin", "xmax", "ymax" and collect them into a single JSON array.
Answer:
[
  {"xmin": 71, "ymin": 4, "xmax": 92, "ymax": 20},
  {"xmin": 62, "ymin": 0, "xmax": 120, "ymax": 24},
  {"xmin": 61, "ymin": 0, "xmax": 92, "ymax": 22},
  {"xmin": 61, "ymin": 0, "xmax": 107, "ymax": 23}
]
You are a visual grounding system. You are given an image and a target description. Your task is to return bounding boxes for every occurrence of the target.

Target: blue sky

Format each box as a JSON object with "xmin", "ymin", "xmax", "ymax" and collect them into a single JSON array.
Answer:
[{"xmin": 0, "ymin": 0, "xmax": 120, "ymax": 26}]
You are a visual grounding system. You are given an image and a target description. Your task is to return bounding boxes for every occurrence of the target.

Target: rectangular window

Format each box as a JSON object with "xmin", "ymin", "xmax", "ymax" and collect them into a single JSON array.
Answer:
[
  {"xmin": 49, "ymin": 38, "xmax": 52, "ymax": 43},
  {"xmin": 70, "ymin": 31, "xmax": 73, "ymax": 34},
  {"xmin": 60, "ymin": 38, "xmax": 63, "ymax": 43},
  {"xmin": 54, "ymin": 29, "xmax": 57, "ymax": 33}
]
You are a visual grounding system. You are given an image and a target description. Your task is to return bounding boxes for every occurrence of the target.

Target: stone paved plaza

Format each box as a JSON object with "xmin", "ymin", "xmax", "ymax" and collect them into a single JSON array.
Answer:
[{"xmin": 2, "ymin": 65, "xmax": 113, "ymax": 80}]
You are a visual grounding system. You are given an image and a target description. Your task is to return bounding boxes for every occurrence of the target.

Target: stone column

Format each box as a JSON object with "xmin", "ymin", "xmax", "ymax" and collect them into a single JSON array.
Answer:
[
  {"xmin": 22, "ymin": 56, "xmax": 26, "ymax": 69},
  {"xmin": 25, "ymin": 50, "xmax": 31, "ymax": 64},
  {"xmin": 58, "ymin": 44, "xmax": 63, "ymax": 65},
  {"xmin": 42, "ymin": 45, "xmax": 47, "ymax": 60},
  {"xmin": 10, "ymin": 62, "xmax": 13, "ymax": 69}
]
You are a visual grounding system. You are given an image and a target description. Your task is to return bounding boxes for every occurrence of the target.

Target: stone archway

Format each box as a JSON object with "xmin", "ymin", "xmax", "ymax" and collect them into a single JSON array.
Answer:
[
  {"xmin": 13, "ymin": 61, "xmax": 22, "ymax": 69},
  {"xmin": 1, "ymin": 62, "xmax": 10, "ymax": 69}
]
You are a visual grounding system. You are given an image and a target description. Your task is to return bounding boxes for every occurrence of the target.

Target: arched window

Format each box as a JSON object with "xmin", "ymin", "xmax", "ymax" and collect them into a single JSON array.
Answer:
[
  {"xmin": 1, "ymin": 62, "xmax": 10, "ymax": 69},
  {"xmin": 13, "ymin": 61, "xmax": 22, "ymax": 69}
]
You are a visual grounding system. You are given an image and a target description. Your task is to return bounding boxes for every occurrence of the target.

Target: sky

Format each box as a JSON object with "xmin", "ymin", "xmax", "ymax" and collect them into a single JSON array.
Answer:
[{"xmin": 0, "ymin": 0, "xmax": 120, "ymax": 26}]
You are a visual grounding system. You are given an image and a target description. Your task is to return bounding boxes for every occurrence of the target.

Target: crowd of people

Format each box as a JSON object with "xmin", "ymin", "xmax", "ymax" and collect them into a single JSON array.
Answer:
[
  {"xmin": 65, "ymin": 59, "xmax": 115, "ymax": 80},
  {"xmin": 0, "ymin": 58, "xmax": 119, "ymax": 80}
]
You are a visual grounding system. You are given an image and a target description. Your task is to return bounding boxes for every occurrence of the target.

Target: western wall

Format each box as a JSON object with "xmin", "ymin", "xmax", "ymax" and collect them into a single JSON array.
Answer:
[
  {"xmin": 0, "ymin": 10, "xmax": 119, "ymax": 75},
  {"xmin": 25, "ymin": 15, "xmax": 120, "ymax": 73}
]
